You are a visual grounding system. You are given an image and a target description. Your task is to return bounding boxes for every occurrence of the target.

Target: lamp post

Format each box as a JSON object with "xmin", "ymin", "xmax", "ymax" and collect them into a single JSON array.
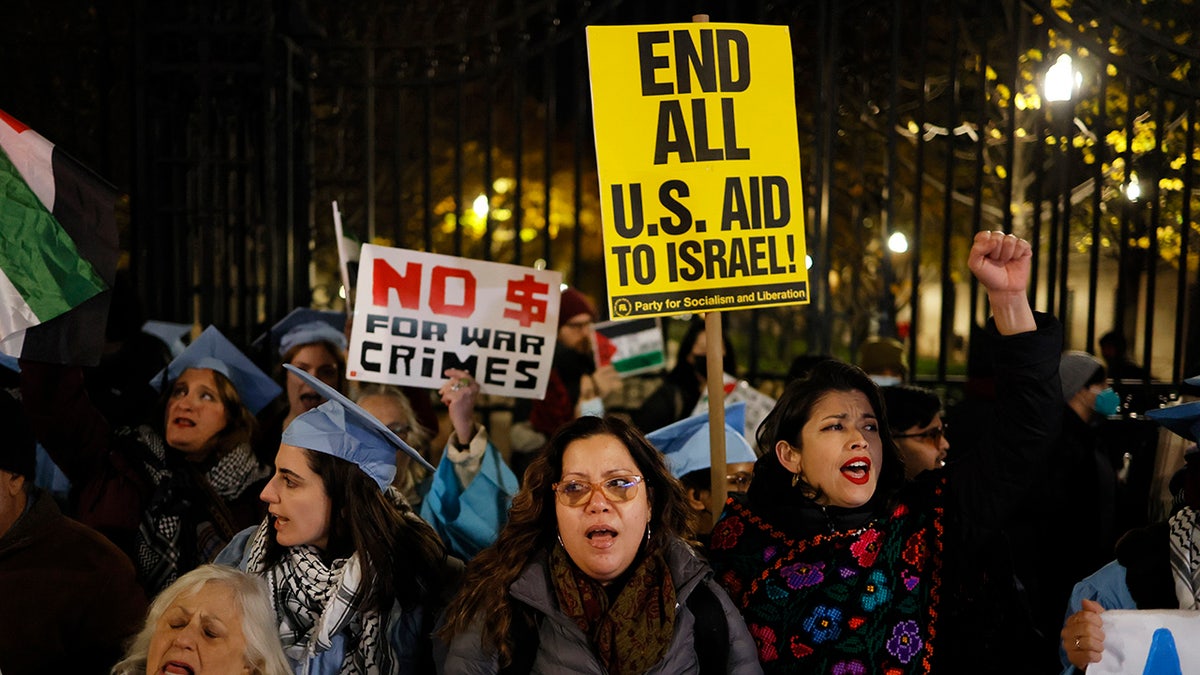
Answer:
[
  {"xmin": 1044, "ymin": 54, "xmax": 1080, "ymax": 320},
  {"xmin": 877, "ymin": 231, "xmax": 908, "ymax": 339}
]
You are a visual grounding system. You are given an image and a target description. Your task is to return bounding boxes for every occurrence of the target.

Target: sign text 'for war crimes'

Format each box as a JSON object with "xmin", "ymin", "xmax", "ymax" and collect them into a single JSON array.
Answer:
[
  {"xmin": 587, "ymin": 23, "xmax": 809, "ymax": 319},
  {"xmin": 347, "ymin": 244, "xmax": 562, "ymax": 399}
]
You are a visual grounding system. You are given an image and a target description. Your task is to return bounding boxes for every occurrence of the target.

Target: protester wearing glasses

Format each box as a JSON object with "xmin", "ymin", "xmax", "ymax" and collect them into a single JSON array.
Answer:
[
  {"xmin": 882, "ymin": 386, "xmax": 949, "ymax": 480},
  {"xmin": 436, "ymin": 414, "xmax": 762, "ymax": 674},
  {"xmin": 646, "ymin": 402, "xmax": 759, "ymax": 548},
  {"xmin": 354, "ymin": 382, "xmax": 435, "ymax": 507},
  {"xmin": 707, "ymin": 232, "xmax": 1063, "ymax": 673}
]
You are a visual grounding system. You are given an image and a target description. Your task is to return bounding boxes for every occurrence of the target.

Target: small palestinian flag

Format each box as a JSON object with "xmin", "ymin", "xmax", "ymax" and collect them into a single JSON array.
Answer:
[
  {"xmin": 0, "ymin": 109, "xmax": 117, "ymax": 365},
  {"xmin": 592, "ymin": 316, "xmax": 666, "ymax": 376}
]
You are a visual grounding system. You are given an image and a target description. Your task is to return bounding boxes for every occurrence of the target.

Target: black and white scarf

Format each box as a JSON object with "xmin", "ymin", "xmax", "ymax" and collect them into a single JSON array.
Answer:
[
  {"xmin": 132, "ymin": 425, "xmax": 269, "ymax": 594},
  {"xmin": 245, "ymin": 517, "xmax": 391, "ymax": 674},
  {"xmin": 1169, "ymin": 506, "xmax": 1200, "ymax": 609}
]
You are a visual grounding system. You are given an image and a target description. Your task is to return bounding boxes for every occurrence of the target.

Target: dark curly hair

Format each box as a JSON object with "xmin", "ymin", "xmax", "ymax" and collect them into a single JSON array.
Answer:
[{"xmin": 437, "ymin": 415, "xmax": 695, "ymax": 666}]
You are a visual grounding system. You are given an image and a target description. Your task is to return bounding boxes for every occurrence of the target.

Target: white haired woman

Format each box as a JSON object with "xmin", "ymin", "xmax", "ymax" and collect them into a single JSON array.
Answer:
[{"xmin": 112, "ymin": 564, "xmax": 290, "ymax": 675}]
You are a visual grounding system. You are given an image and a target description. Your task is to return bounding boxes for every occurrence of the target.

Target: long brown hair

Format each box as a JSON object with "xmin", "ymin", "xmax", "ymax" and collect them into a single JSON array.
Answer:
[
  {"xmin": 437, "ymin": 415, "xmax": 695, "ymax": 665},
  {"xmin": 260, "ymin": 450, "xmax": 450, "ymax": 612}
]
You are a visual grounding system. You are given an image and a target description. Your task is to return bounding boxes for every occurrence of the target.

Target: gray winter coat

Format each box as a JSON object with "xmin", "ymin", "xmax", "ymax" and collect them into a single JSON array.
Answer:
[{"xmin": 439, "ymin": 537, "xmax": 763, "ymax": 674}]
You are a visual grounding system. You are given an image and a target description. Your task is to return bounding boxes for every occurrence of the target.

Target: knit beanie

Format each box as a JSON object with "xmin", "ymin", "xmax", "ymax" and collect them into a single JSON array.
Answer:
[
  {"xmin": 0, "ymin": 390, "xmax": 35, "ymax": 479},
  {"xmin": 558, "ymin": 288, "xmax": 596, "ymax": 328},
  {"xmin": 858, "ymin": 337, "xmax": 907, "ymax": 377},
  {"xmin": 1059, "ymin": 351, "xmax": 1104, "ymax": 402}
]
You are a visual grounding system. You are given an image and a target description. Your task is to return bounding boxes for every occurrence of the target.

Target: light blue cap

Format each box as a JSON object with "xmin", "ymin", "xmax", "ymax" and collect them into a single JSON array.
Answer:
[
  {"xmin": 282, "ymin": 363, "xmax": 434, "ymax": 490},
  {"xmin": 647, "ymin": 402, "xmax": 757, "ymax": 478},
  {"xmin": 150, "ymin": 326, "xmax": 282, "ymax": 415},
  {"xmin": 1187, "ymin": 375, "xmax": 1200, "ymax": 387},
  {"xmin": 142, "ymin": 320, "xmax": 192, "ymax": 358},
  {"xmin": 256, "ymin": 308, "xmax": 346, "ymax": 357},
  {"xmin": 1146, "ymin": 400, "xmax": 1200, "ymax": 443}
]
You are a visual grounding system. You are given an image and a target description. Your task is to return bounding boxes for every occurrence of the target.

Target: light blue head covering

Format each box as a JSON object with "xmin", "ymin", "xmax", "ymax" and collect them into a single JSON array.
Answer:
[
  {"xmin": 281, "ymin": 364, "xmax": 434, "ymax": 490},
  {"xmin": 150, "ymin": 326, "xmax": 281, "ymax": 415},
  {"xmin": 257, "ymin": 308, "xmax": 347, "ymax": 357},
  {"xmin": 646, "ymin": 402, "xmax": 757, "ymax": 478},
  {"xmin": 141, "ymin": 320, "xmax": 192, "ymax": 358}
]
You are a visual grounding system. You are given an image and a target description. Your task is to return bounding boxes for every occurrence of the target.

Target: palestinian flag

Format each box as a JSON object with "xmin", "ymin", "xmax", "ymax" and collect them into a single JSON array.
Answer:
[
  {"xmin": 0, "ymin": 109, "xmax": 117, "ymax": 366},
  {"xmin": 592, "ymin": 316, "xmax": 666, "ymax": 376}
]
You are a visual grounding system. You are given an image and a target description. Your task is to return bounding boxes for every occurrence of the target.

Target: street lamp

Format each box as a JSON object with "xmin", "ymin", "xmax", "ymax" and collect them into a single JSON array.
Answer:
[
  {"xmin": 1044, "ymin": 54, "xmax": 1081, "ymax": 103},
  {"xmin": 1044, "ymin": 53, "xmax": 1080, "ymax": 320},
  {"xmin": 1125, "ymin": 172, "xmax": 1141, "ymax": 202},
  {"xmin": 877, "ymin": 231, "xmax": 909, "ymax": 339}
]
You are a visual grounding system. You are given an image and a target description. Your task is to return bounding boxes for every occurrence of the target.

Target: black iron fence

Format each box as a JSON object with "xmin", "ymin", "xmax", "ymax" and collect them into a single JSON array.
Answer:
[{"xmin": 10, "ymin": 0, "xmax": 1197, "ymax": 389}]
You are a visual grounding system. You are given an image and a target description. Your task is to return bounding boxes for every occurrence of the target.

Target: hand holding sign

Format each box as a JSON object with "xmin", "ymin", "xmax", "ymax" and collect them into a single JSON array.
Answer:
[
  {"xmin": 592, "ymin": 365, "xmax": 622, "ymax": 399},
  {"xmin": 1062, "ymin": 598, "xmax": 1106, "ymax": 670},
  {"xmin": 1083, "ymin": 608, "xmax": 1200, "ymax": 674},
  {"xmin": 439, "ymin": 367, "xmax": 480, "ymax": 448}
]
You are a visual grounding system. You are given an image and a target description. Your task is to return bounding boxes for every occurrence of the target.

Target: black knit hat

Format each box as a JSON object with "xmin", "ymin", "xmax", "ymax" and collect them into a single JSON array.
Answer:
[{"xmin": 0, "ymin": 390, "xmax": 35, "ymax": 479}]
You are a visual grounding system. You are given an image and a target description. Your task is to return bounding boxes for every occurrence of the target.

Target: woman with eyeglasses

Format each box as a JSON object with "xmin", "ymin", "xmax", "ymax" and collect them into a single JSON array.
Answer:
[
  {"xmin": 707, "ymin": 232, "xmax": 1063, "ymax": 673},
  {"xmin": 882, "ymin": 386, "xmax": 949, "ymax": 480},
  {"xmin": 436, "ymin": 414, "xmax": 763, "ymax": 674},
  {"xmin": 355, "ymin": 383, "xmax": 435, "ymax": 506}
]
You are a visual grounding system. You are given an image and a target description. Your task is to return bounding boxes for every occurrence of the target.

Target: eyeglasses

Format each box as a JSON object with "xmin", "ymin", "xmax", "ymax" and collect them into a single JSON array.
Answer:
[
  {"xmin": 893, "ymin": 424, "xmax": 948, "ymax": 443},
  {"xmin": 726, "ymin": 471, "xmax": 754, "ymax": 490},
  {"xmin": 552, "ymin": 475, "xmax": 644, "ymax": 507}
]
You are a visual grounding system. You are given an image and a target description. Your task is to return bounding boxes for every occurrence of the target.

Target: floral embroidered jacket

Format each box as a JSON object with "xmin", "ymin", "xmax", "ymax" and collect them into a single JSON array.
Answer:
[
  {"xmin": 710, "ymin": 485, "xmax": 945, "ymax": 674},
  {"xmin": 709, "ymin": 313, "xmax": 1063, "ymax": 674}
]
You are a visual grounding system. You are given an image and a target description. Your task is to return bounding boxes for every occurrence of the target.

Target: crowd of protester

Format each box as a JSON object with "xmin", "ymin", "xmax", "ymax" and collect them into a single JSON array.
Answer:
[{"xmin": 2, "ymin": 229, "xmax": 1196, "ymax": 674}]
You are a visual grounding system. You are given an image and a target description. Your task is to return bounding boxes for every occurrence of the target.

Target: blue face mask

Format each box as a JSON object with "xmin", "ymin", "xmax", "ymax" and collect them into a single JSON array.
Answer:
[
  {"xmin": 579, "ymin": 397, "xmax": 605, "ymax": 418},
  {"xmin": 870, "ymin": 375, "xmax": 901, "ymax": 387},
  {"xmin": 1093, "ymin": 387, "xmax": 1120, "ymax": 417}
]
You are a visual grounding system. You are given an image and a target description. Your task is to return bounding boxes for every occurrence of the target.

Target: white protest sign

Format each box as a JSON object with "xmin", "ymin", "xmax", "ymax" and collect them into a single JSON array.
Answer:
[
  {"xmin": 1090, "ymin": 609, "xmax": 1200, "ymax": 674},
  {"xmin": 347, "ymin": 244, "xmax": 562, "ymax": 399}
]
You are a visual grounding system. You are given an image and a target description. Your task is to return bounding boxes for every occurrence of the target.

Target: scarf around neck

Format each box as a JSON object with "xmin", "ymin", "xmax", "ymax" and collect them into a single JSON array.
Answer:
[
  {"xmin": 245, "ymin": 513, "xmax": 390, "ymax": 674},
  {"xmin": 133, "ymin": 425, "xmax": 269, "ymax": 593},
  {"xmin": 549, "ymin": 543, "xmax": 676, "ymax": 675},
  {"xmin": 1169, "ymin": 506, "xmax": 1200, "ymax": 609}
]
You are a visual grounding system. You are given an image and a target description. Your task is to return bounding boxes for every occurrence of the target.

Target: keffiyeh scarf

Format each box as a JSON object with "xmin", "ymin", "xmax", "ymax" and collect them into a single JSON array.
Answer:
[
  {"xmin": 133, "ymin": 425, "xmax": 269, "ymax": 593},
  {"xmin": 246, "ymin": 518, "xmax": 391, "ymax": 674},
  {"xmin": 1169, "ymin": 506, "xmax": 1200, "ymax": 609}
]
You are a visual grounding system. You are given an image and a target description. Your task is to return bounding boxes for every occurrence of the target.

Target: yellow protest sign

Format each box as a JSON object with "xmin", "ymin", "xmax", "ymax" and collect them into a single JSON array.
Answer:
[{"xmin": 587, "ymin": 23, "xmax": 808, "ymax": 319}]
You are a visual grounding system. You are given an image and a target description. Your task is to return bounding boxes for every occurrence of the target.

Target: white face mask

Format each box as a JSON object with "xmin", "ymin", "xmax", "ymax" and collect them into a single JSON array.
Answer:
[
  {"xmin": 870, "ymin": 375, "xmax": 901, "ymax": 387},
  {"xmin": 579, "ymin": 397, "xmax": 605, "ymax": 418}
]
